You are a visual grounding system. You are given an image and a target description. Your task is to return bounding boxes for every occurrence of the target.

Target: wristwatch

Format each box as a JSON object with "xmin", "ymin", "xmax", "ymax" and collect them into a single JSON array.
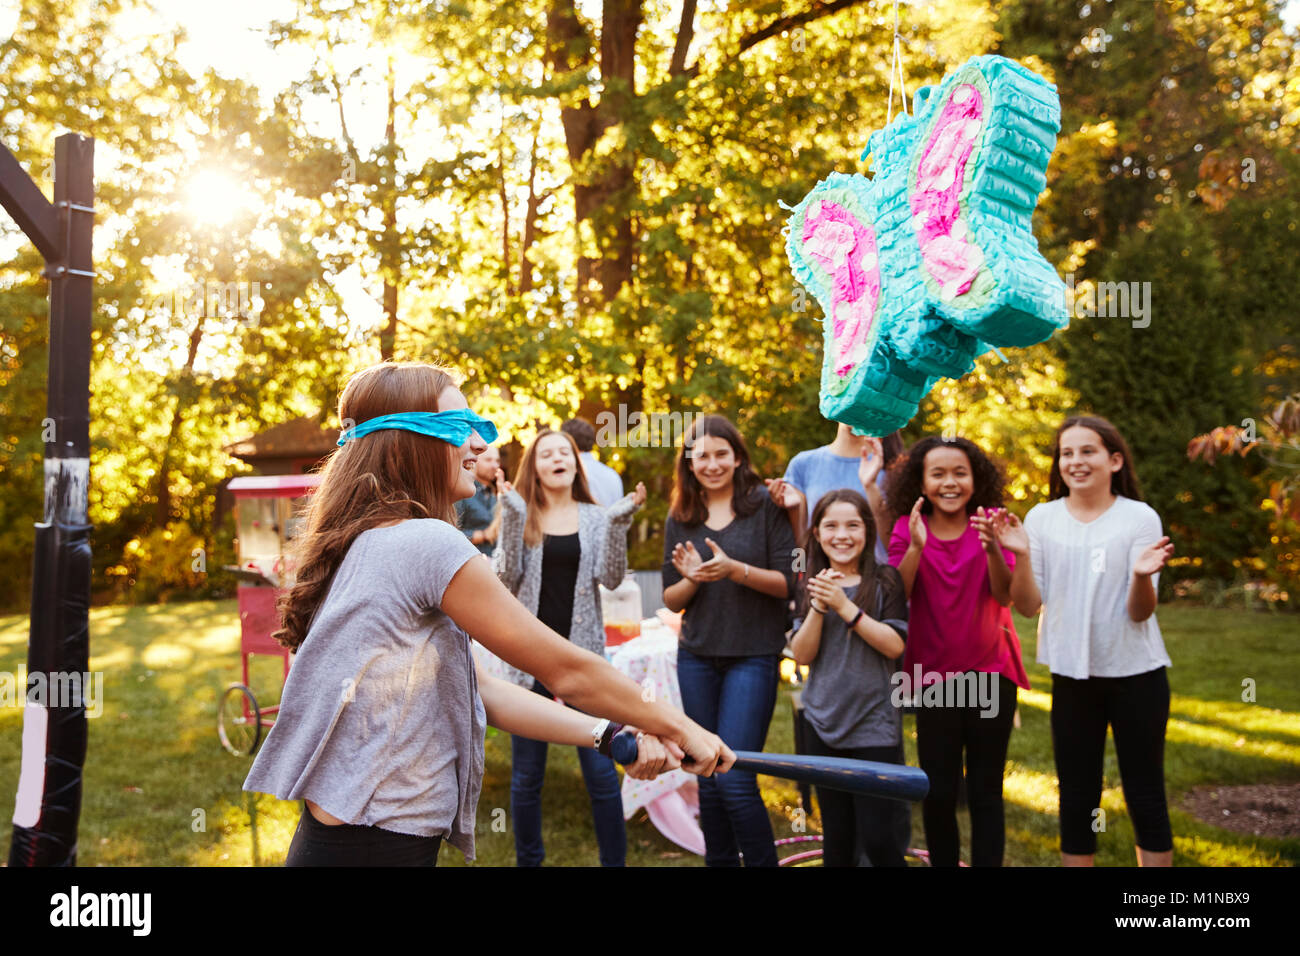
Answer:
[{"xmin": 593, "ymin": 719, "xmax": 623, "ymax": 756}]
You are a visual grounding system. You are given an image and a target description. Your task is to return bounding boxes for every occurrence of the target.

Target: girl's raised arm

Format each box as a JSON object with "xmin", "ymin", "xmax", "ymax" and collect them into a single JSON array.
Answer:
[
  {"xmin": 596, "ymin": 482, "xmax": 644, "ymax": 590},
  {"xmin": 895, "ymin": 498, "xmax": 927, "ymax": 598},
  {"xmin": 661, "ymin": 519, "xmax": 700, "ymax": 612},
  {"xmin": 858, "ymin": 439, "xmax": 894, "ymax": 548},
  {"xmin": 491, "ymin": 483, "xmax": 526, "ymax": 591},
  {"xmin": 1127, "ymin": 536, "xmax": 1173, "ymax": 623},
  {"xmin": 787, "ymin": 592, "xmax": 825, "ymax": 665},
  {"xmin": 749, "ymin": 497, "xmax": 798, "ymax": 600},
  {"xmin": 972, "ymin": 507, "xmax": 1013, "ymax": 607}
]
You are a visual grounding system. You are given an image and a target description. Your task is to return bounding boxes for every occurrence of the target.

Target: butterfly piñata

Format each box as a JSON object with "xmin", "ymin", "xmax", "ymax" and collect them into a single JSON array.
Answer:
[{"xmin": 785, "ymin": 55, "xmax": 1069, "ymax": 436}]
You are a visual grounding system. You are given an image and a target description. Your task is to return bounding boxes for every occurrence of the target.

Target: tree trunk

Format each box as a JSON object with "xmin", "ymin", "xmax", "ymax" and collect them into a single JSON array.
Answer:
[
  {"xmin": 499, "ymin": 114, "xmax": 514, "ymax": 295},
  {"xmin": 592, "ymin": 0, "xmax": 640, "ymax": 304},
  {"xmin": 547, "ymin": 0, "xmax": 641, "ymax": 307},
  {"xmin": 520, "ymin": 119, "xmax": 543, "ymax": 294},
  {"xmin": 152, "ymin": 319, "xmax": 203, "ymax": 527}
]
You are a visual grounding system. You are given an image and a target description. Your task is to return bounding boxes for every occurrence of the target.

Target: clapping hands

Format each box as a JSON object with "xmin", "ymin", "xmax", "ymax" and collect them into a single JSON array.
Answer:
[
  {"xmin": 671, "ymin": 537, "xmax": 735, "ymax": 583},
  {"xmin": 969, "ymin": 506, "xmax": 1030, "ymax": 556},
  {"xmin": 671, "ymin": 541, "xmax": 705, "ymax": 582},
  {"xmin": 806, "ymin": 568, "xmax": 850, "ymax": 616},
  {"xmin": 697, "ymin": 538, "xmax": 736, "ymax": 581}
]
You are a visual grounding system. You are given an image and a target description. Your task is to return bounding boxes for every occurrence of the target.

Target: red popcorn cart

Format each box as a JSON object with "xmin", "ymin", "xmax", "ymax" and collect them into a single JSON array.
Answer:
[{"xmin": 218, "ymin": 474, "xmax": 320, "ymax": 756}]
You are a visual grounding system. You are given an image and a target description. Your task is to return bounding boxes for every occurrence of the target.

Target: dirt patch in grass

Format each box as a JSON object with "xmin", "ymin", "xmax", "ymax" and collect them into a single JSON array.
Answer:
[{"xmin": 1181, "ymin": 782, "xmax": 1300, "ymax": 839}]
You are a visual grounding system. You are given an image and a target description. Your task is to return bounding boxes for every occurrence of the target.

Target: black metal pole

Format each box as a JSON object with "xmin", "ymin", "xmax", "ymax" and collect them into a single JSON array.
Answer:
[{"xmin": 2, "ymin": 132, "xmax": 95, "ymax": 866}]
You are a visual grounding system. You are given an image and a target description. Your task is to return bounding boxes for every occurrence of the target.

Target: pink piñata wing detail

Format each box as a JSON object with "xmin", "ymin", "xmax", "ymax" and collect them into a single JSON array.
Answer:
[
  {"xmin": 801, "ymin": 201, "xmax": 881, "ymax": 378},
  {"xmin": 911, "ymin": 84, "xmax": 985, "ymax": 299}
]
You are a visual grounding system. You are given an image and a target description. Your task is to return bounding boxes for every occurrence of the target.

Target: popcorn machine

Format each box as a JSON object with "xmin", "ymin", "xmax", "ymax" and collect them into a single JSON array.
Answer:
[{"xmin": 218, "ymin": 474, "xmax": 320, "ymax": 756}]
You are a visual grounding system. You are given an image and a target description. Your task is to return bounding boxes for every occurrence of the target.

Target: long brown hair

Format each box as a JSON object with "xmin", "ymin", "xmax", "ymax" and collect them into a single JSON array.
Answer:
[
  {"xmin": 668, "ymin": 414, "xmax": 764, "ymax": 526},
  {"xmin": 798, "ymin": 489, "xmax": 899, "ymax": 620},
  {"xmin": 1048, "ymin": 415, "xmax": 1143, "ymax": 501},
  {"xmin": 273, "ymin": 362, "xmax": 463, "ymax": 650},
  {"xmin": 513, "ymin": 428, "xmax": 596, "ymax": 547}
]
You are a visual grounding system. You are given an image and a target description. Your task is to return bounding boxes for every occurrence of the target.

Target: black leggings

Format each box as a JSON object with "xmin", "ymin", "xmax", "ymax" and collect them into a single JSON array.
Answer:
[
  {"xmin": 1051, "ymin": 667, "xmax": 1172, "ymax": 855},
  {"xmin": 914, "ymin": 673, "xmax": 1018, "ymax": 867},
  {"xmin": 285, "ymin": 805, "xmax": 442, "ymax": 866},
  {"xmin": 803, "ymin": 727, "xmax": 907, "ymax": 867}
]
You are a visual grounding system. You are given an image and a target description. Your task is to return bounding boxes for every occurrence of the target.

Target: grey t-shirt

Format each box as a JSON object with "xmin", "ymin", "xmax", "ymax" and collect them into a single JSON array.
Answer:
[
  {"xmin": 801, "ymin": 569, "xmax": 910, "ymax": 748},
  {"xmin": 243, "ymin": 519, "xmax": 486, "ymax": 859}
]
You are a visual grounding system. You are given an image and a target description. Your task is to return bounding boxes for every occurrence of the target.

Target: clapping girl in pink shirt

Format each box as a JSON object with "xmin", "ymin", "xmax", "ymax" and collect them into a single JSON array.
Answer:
[{"xmin": 885, "ymin": 436, "xmax": 1030, "ymax": 867}]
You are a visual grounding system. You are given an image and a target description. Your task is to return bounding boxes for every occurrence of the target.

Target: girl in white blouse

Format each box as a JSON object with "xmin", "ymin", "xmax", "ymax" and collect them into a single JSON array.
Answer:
[{"xmin": 977, "ymin": 415, "xmax": 1175, "ymax": 867}]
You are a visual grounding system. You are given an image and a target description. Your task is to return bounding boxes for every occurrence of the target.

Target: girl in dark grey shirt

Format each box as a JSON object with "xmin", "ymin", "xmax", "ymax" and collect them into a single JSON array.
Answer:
[
  {"xmin": 662, "ymin": 415, "xmax": 797, "ymax": 867},
  {"xmin": 788, "ymin": 489, "xmax": 909, "ymax": 867}
]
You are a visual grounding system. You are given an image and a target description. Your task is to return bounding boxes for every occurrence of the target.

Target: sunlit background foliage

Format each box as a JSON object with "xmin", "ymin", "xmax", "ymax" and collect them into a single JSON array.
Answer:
[{"xmin": 1, "ymin": 0, "xmax": 1296, "ymax": 608}]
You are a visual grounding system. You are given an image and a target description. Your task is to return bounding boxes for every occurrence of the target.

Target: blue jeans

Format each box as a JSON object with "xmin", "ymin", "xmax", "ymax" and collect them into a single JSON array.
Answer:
[
  {"xmin": 510, "ymin": 683, "xmax": 627, "ymax": 867},
  {"xmin": 676, "ymin": 648, "xmax": 779, "ymax": 867}
]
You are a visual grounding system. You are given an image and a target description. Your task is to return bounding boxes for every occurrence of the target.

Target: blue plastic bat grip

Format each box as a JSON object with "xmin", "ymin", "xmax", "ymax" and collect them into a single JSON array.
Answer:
[{"xmin": 610, "ymin": 731, "xmax": 640, "ymax": 765}]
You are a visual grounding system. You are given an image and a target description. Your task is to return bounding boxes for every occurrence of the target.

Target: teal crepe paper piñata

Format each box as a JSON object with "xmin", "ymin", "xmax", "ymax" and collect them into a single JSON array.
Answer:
[{"xmin": 785, "ymin": 54, "xmax": 1069, "ymax": 436}]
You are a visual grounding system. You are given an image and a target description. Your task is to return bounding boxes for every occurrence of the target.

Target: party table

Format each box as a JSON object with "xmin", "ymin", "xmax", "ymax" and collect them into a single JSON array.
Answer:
[{"xmin": 607, "ymin": 625, "xmax": 705, "ymax": 856}]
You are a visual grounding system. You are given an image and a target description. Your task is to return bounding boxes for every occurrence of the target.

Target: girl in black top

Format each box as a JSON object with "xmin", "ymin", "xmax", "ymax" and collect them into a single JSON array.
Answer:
[
  {"xmin": 662, "ymin": 415, "xmax": 797, "ymax": 866},
  {"xmin": 496, "ymin": 428, "xmax": 646, "ymax": 866}
]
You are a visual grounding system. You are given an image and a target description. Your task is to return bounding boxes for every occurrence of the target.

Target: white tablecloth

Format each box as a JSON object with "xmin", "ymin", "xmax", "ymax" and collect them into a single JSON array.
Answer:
[{"xmin": 607, "ymin": 628, "xmax": 695, "ymax": 814}]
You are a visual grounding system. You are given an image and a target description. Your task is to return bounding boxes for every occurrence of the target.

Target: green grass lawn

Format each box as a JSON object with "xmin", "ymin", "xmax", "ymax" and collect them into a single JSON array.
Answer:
[{"xmin": 0, "ymin": 601, "xmax": 1295, "ymax": 866}]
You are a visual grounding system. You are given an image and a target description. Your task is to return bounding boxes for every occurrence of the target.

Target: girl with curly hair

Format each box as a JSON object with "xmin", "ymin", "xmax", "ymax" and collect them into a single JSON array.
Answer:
[{"xmin": 884, "ymin": 435, "xmax": 1030, "ymax": 867}]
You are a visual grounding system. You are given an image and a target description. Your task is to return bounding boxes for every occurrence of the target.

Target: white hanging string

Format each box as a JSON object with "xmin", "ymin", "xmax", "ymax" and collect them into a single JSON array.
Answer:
[{"xmin": 885, "ymin": 0, "xmax": 910, "ymax": 123}]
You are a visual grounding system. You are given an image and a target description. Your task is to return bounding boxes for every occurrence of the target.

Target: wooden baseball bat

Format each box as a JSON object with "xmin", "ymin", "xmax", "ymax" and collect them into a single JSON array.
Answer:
[{"xmin": 610, "ymin": 733, "xmax": 929, "ymax": 803}]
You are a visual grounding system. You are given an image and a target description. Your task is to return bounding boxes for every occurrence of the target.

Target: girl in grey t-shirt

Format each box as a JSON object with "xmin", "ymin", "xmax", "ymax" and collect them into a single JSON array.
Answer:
[
  {"xmin": 242, "ymin": 361, "xmax": 733, "ymax": 866},
  {"xmin": 788, "ymin": 489, "xmax": 909, "ymax": 867}
]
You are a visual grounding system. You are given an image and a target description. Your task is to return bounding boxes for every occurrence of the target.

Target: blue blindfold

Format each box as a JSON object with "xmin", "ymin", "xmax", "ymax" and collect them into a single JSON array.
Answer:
[{"xmin": 337, "ymin": 409, "xmax": 499, "ymax": 447}]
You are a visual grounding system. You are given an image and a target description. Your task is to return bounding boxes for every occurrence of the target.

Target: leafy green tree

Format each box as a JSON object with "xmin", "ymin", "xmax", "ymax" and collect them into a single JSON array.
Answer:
[
  {"xmin": 5, "ymin": 0, "xmax": 1291, "ymax": 609},
  {"xmin": 1056, "ymin": 202, "xmax": 1268, "ymax": 583}
]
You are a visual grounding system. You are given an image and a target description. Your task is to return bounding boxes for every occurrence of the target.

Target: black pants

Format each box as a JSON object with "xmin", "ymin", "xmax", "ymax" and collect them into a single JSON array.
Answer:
[
  {"xmin": 1051, "ymin": 667, "xmax": 1172, "ymax": 855},
  {"xmin": 285, "ymin": 805, "xmax": 442, "ymax": 866},
  {"xmin": 914, "ymin": 673, "xmax": 1018, "ymax": 867},
  {"xmin": 803, "ymin": 727, "xmax": 907, "ymax": 867}
]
